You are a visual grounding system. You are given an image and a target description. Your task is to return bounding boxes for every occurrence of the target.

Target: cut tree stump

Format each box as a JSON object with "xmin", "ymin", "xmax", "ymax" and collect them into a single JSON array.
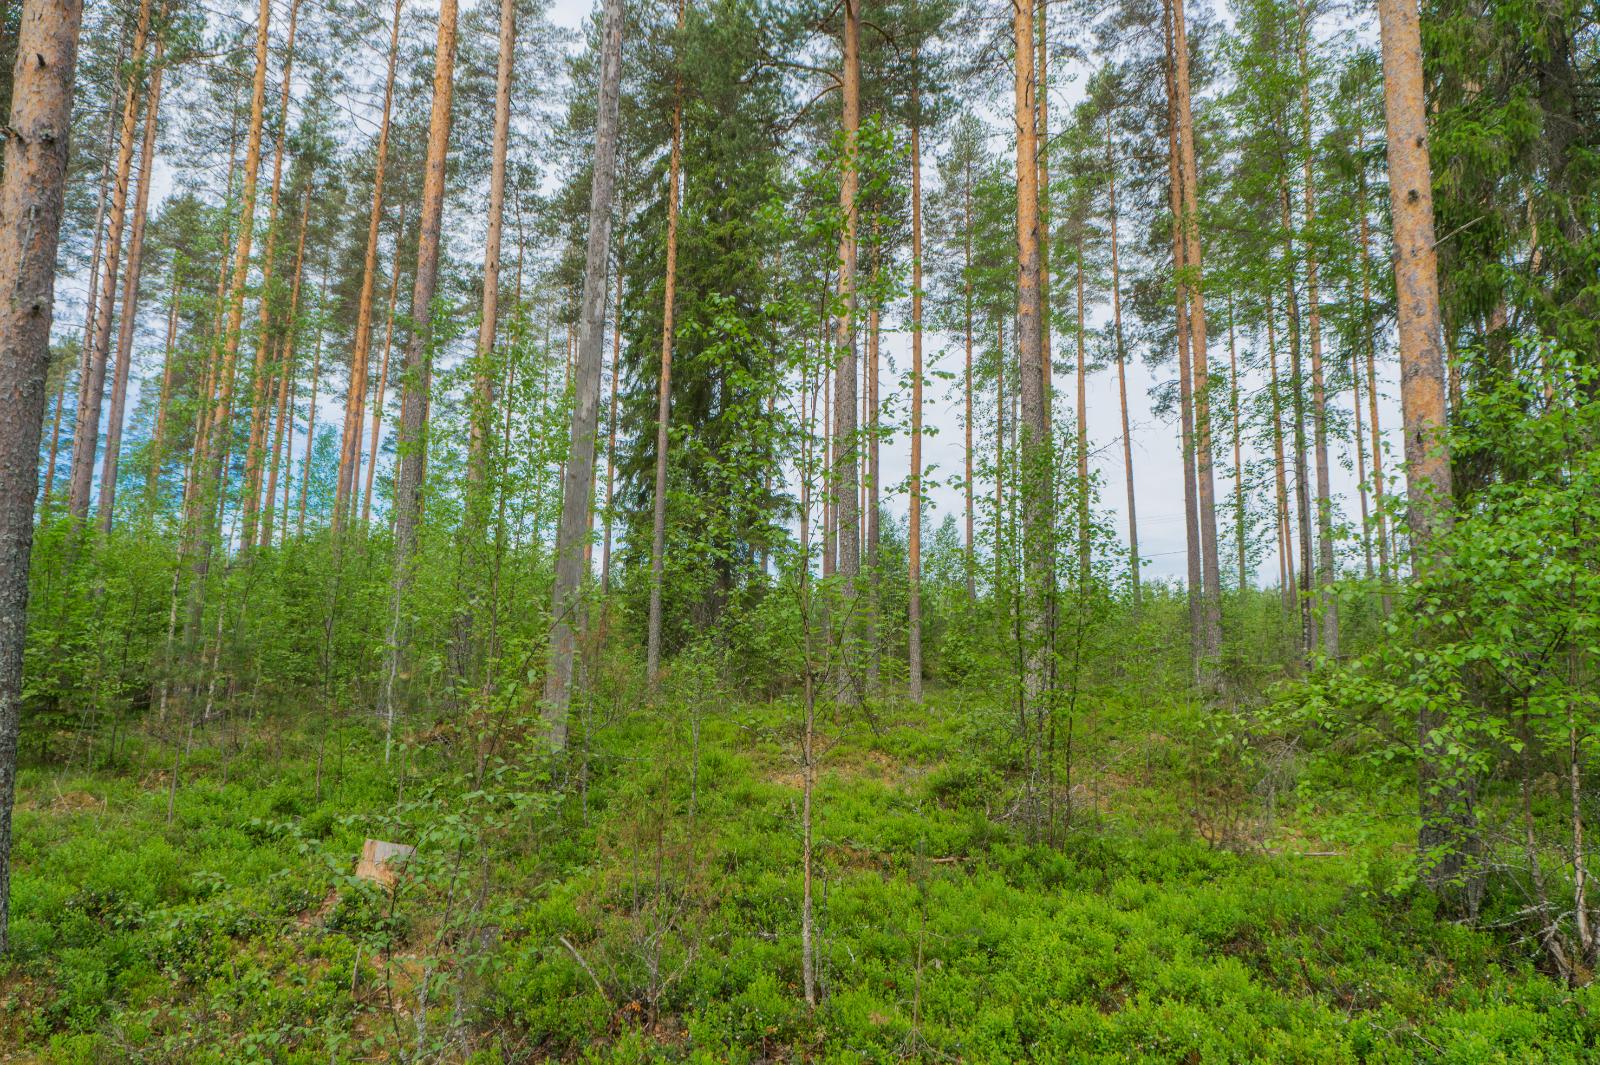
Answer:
[{"xmin": 355, "ymin": 839, "xmax": 415, "ymax": 888}]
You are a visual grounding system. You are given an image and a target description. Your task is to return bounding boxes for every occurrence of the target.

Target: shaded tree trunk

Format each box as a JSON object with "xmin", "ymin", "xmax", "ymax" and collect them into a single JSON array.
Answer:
[
  {"xmin": 646, "ymin": 0, "xmax": 685, "ymax": 684},
  {"xmin": 907, "ymin": 59, "xmax": 924, "ymax": 701},
  {"xmin": 1107, "ymin": 118, "xmax": 1138, "ymax": 605},
  {"xmin": 543, "ymin": 0, "xmax": 623, "ymax": 741},
  {"xmin": 260, "ymin": 181, "xmax": 311, "ymax": 548}
]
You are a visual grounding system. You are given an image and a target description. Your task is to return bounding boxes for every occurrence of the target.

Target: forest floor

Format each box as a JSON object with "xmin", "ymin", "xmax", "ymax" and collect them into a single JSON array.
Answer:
[{"xmin": 2, "ymin": 689, "xmax": 1597, "ymax": 1063}]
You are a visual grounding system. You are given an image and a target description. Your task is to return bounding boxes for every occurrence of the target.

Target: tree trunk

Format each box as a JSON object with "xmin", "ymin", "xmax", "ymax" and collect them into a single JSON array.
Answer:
[
  {"xmin": 385, "ymin": 0, "xmax": 459, "ymax": 760},
  {"xmin": 1356, "ymin": 154, "xmax": 1391, "ymax": 606},
  {"xmin": 1074, "ymin": 238, "xmax": 1088, "ymax": 582},
  {"xmin": 297, "ymin": 267, "xmax": 328, "ymax": 536},
  {"xmin": 1013, "ymin": 0, "xmax": 1049, "ymax": 708},
  {"xmin": 1227, "ymin": 293, "xmax": 1245, "ymax": 592},
  {"xmin": 1035, "ymin": 0, "xmax": 1050, "ymax": 431},
  {"xmin": 68, "ymin": 0, "xmax": 151, "ymax": 523},
  {"xmin": 1266, "ymin": 293, "xmax": 1297, "ymax": 621},
  {"xmin": 47, "ymin": 89, "xmax": 117, "ymax": 513},
  {"xmin": 1107, "ymin": 118, "xmax": 1138, "ymax": 606},
  {"xmin": 260, "ymin": 181, "xmax": 311, "ymax": 548},
  {"xmin": 335, "ymin": 0, "xmax": 402, "ymax": 532},
  {"xmin": 907, "ymin": 60, "xmax": 924, "ymax": 702},
  {"xmin": 1162, "ymin": 14, "xmax": 1202, "ymax": 664},
  {"xmin": 1279, "ymin": 178, "xmax": 1314, "ymax": 654},
  {"xmin": 144, "ymin": 262, "xmax": 180, "ymax": 507},
  {"xmin": 1377, "ymin": 0, "xmax": 1466, "ymax": 903},
  {"xmin": 0, "ymin": 0, "xmax": 85, "ymax": 956},
  {"xmin": 1297, "ymin": 2, "xmax": 1337, "ymax": 657},
  {"xmin": 1167, "ymin": 0, "xmax": 1220, "ymax": 660},
  {"xmin": 601, "ymin": 254, "xmax": 621, "ymax": 592},
  {"xmin": 186, "ymin": 0, "xmax": 272, "ymax": 646},
  {"xmin": 240, "ymin": 0, "xmax": 301, "ymax": 546},
  {"xmin": 646, "ymin": 0, "xmax": 685, "ymax": 684},
  {"xmin": 543, "ymin": 0, "xmax": 623, "ymax": 742},
  {"xmin": 96, "ymin": 29, "xmax": 164, "ymax": 532},
  {"xmin": 830, "ymin": 0, "xmax": 862, "ymax": 699},
  {"xmin": 362, "ymin": 201, "xmax": 406, "ymax": 528},
  {"xmin": 962, "ymin": 158, "xmax": 975, "ymax": 605}
]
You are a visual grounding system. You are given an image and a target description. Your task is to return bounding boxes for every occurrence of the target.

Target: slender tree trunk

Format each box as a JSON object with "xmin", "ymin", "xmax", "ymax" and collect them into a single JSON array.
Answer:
[
  {"xmin": 1167, "ymin": 0, "xmax": 1220, "ymax": 659},
  {"xmin": 0, "ymin": 0, "xmax": 85, "ymax": 956},
  {"xmin": 68, "ymin": 0, "xmax": 151, "ymax": 523},
  {"xmin": 1107, "ymin": 118, "xmax": 1139, "ymax": 606},
  {"xmin": 1266, "ymin": 293, "xmax": 1297, "ymax": 620},
  {"xmin": 335, "ymin": 0, "xmax": 403, "ymax": 532},
  {"xmin": 1279, "ymin": 177, "xmax": 1314, "ymax": 653},
  {"xmin": 362, "ymin": 201, "xmax": 406, "ymax": 528},
  {"xmin": 542, "ymin": 0, "xmax": 622, "ymax": 741},
  {"xmin": 466, "ymin": 0, "xmax": 512, "ymax": 502},
  {"xmin": 97, "ymin": 31, "xmax": 164, "ymax": 531},
  {"xmin": 385, "ymin": 0, "xmax": 459, "ymax": 760},
  {"xmin": 907, "ymin": 62, "xmax": 924, "ymax": 701},
  {"xmin": 1377, "ymin": 0, "xmax": 1465, "ymax": 903},
  {"xmin": 240, "ymin": 0, "xmax": 301, "ymax": 546},
  {"xmin": 144, "ymin": 263, "xmax": 181, "ymax": 505},
  {"xmin": 962, "ymin": 160, "xmax": 975, "ymax": 605},
  {"xmin": 1074, "ymin": 238, "xmax": 1088, "ymax": 581},
  {"xmin": 1227, "ymin": 294, "xmax": 1245, "ymax": 591},
  {"xmin": 185, "ymin": 0, "xmax": 272, "ymax": 653},
  {"xmin": 1356, "ymin": 157, "xmax": 1391, "ymax": 604},
  {"xmin": 297, "ymin": 268, "xmax": 327, "ymax": 536},
  {"xmin": 1297, "ymin": 4, "xmax": 1337, "ymax": 656},
  {"xmin": 260, "ymin": 181, "xmax": 311, "ymax": 547},
  {"xmin": 47, "ymin": 91, "xmax": 118, "ymax": 513},
  {"xmin": 1351, "ymin": 334, "xmax": 1372, "ymax": 578},
  {"xmin": 646, "ymin": 0, "xmax": 685, "ymax": 684},
  {"xmin": 601, "ymin": 255, "xmax": 621, "ymax": 592},
  {"xmin": 865, "ymin": 263, "xmax": 880, "ymax": 691}
]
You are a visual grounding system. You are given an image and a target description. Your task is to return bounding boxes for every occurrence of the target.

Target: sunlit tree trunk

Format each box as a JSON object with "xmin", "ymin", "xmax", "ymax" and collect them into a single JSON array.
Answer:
[
  {"xmin": 144, "ymin": 263, "xmax": 180, "ymax": 507},
  {"xmin": 1166, "ymin": 0, "xmax": 1220, "ymax": 660},
  {"xmin": 386, "ymin": 0, "xmax": 460, "ymax": 760},
  {"xmin": 543, "ymin": 0, "xmax": 623, "ymax": 741},
  {"xmin": 260, "ymin": 181, "xmax": 311, "ymax": 548},
  {"xmin": 296, "ymin": 268, "xmax": 328, "ymax": 537},
  {"xmin": 0, "ymin": 0, "xmax": 85, "ymax": 956},
  {"xmin": 1013, "ymin": 0, "xmax": 1050, "ymax": 722},
  {"xmin": 831, "ymin": 0, "xmax": 863, "ymax": 699},
  {"xmin": 1035, "ymin": 0, "xmax": 1050, "ymax": 431},
  {"xmin": 1377, "ymin": 0, "xmax": 1465, "ymax": 903},
  {"xmin": 68, "ymin": 0, "xmax": 151, "ymax": 523},
  {"xmin": 362, "ymin": 201, "xmax": 406, "ymax": 528},
  {"xmin": 240, "ymin": 0, "xmax": 301, "ymax": 546},
  {"xmin": 1163, "ymin": 20, "xmax": 1201, "ymax": 662},
  {"xmin": 646, "ymin": 0, "xmax": 685, "ymax": 684},
  {"xmin": 97, "ymin": 27, "xmax": 165, "ymax": 531},
  {"xmin": 334, "ymin": 0, "xmax": 403, "ymax": 533}
]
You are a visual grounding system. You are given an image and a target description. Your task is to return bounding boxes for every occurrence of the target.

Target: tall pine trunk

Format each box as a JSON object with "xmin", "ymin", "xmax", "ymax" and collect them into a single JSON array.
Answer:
[
  {"xmin": 259, "ymin": 181, "xmax": 311, "ymax": 547},
  {"xmin": 97, "ymin": 28, "xmax": 164, "ymax": 531},
  {"xmin": 907, "ymin": 57, "xmax": 925, "ymax": 701},
  {"xmin": 385, "ymin": 0, "xmax": 459, "ymax": 761},
  {"xmin": 240, "ymin": 0, "xmax": 301, "ymax": 546},
  {"xmin": 1107, "ymin": 118, "xmax": 1139, "ymax": 605},
  {"xmin": 68, "ymin": 0, "xmax": 151, "ymax": 523},
  {"xmin": 0, "ymin": 0, "xmax": 85, "ymax": 956},
  {"xmin": 1377, "ymin": 0, "xmax": 1467, "ymax": 905},
  {"xmin": 334, "ymin": 0, "xmax": 403, "ymax": 532},
  {"xmin": 830, "ymin": 0, "xmax": 862, "ymax": 699}
]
